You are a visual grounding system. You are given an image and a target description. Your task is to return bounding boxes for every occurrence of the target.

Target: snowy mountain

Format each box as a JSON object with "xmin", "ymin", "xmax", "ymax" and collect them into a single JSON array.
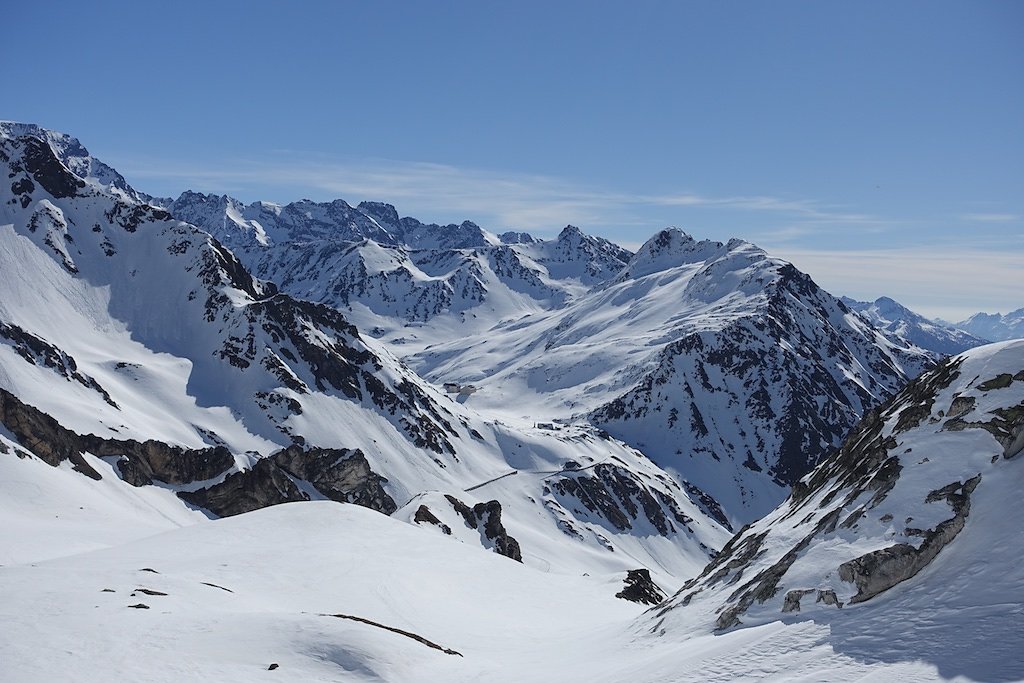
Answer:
[
  {"xmin": 842, "ymin": 295, "xmax": 989, "ymax": 355},
  {"xmin": 2, "ymin": 344, "xmax": 1020, "ymax": 681},
  {"xmin": 649, "ymin": 339, "xmax": 1024, "ymax": 672},
  {"xmin": 954, "ymin": 308, "xmax": 1024, "ymax": 342},
  {"xmin": 2, "ymin": 122, "xmax": 1021, "ymax": 681},
  {"xmin": 407, "ymin": 230, "xmax": 935, "ymax": 525},
  {"xmin": 0, "ymin": 123, "xmax": 730, "ymax": 580},
  {"xmin": 162, "ymin": 183, "xmax": 936, "ymax": 525}
]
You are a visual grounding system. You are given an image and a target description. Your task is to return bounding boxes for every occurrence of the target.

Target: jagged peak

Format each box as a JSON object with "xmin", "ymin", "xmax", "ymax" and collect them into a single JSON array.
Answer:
[
  {"xmin": 557, "ymin": 224, "xmax": 586, "ymax": 241},
  {"xmin": 0, "ymin": 121, "xmax": 140, "ymax": 199},
  {"xmin": 357, "ymin": 201, "xmax": 401, "ymax": 228},
  {"xmin": 616, "ymin": 228, "xmax": 723, "ymax": 281}
]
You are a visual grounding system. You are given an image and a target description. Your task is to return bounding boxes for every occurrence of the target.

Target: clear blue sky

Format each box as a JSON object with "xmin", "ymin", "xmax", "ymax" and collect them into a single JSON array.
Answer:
[{"xmin": 5, "ymin": 0, "xmax": 1022, "ymax": 320}]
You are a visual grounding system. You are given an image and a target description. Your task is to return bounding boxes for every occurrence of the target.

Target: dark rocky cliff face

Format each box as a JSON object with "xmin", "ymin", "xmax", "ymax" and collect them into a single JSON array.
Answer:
[
  {"xmin": 592, "ymin": 261, "xmax": 934, "ymax": 524},
  {"xmin": 0, "ymin": 388, "xmax": 232, "ymax": 485}
]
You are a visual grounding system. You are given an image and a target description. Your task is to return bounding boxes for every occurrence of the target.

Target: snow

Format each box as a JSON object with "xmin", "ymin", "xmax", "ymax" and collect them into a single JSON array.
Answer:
[{"xmin": 2, "ymin": 123, "xmax": 1020, "ymax": 681}]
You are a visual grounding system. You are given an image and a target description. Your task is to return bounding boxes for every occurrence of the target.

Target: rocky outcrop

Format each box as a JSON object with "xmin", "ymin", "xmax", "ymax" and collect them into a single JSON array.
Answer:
[
  {"xmin": 838, "ymin": 475, "xmax": 981, "ymax": 603},
  {"xmin": 179, "ymin": 458, "xmax": 306, "ymax": 517},
  {"xmin": 0, "ymin": 387, "xmax": 234, "ymax": 486},
  {"xmin": 615, "ymin": 569, "xmax": 666, "ymax": 606},
  {"xmin": 444, "ymin": 495, "xmax": 522, "ymax": 562},
  {"xmin": 0, "ymin": 388, "xmax": 101, "ymax": 480},
  {"xmin": 271, "ymin": 445, "xmax": 397, "ymax": 514},
  {"xmin": 550, "ymin": 464, "xmax": 694, "ymax": 536},
  {"xmin": 413, "ymin": 505, "xmax": 452, "ymax": 535},
  {"xmin": 177, "ymin": 445, "xmax": 399, "ymax": 518},
  {"xmin": 83, "ymin": 437, "xmax": 234, "ymax": 487}
]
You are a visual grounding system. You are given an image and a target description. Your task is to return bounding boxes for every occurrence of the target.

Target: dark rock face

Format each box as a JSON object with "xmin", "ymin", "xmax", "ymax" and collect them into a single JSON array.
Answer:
[
  {"xmin": 615, "ymin": 569, "xmax": 666, "ymax": 605},
  {"xmin": 19, "ymin": 136, "xmax": 85, "ymax": 199},
  {"xmin": 0, "ymin": 388, "xmax": 235, "ymax": 486},
  {"xmin": 0, "ymin": 388, "xmax": 101, "ymax": 480},
  {"xmin": 444, "ymin": 495, "xmax": 522, "ymax": 562},
  {"xmin": 550, "ymin": 464, "xmax": 694, "ymax": 536},
  {"xmin": 179, "ymin": 458, "xmax": 306, "ymax": 517},
  {"xmin": 82, "ymin": 437, "xmax": 234, "ymax": 487},
  {"xmin": 177, "ymin": 445, "xmax": 399, "ymax": 518},
  {"xmin": 271, "ymin": 445, "xmax": 397, "ymax": 514},
  {"xmin": 838, "ymin": 475, "xmax": 981, "ymax": 604},
  {"xmin": 413, "ymin": 505, "xmax": 452, "ymax": 535}
]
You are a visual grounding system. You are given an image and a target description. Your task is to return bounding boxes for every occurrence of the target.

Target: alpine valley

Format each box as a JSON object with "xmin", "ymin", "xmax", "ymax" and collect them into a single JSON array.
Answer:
[{"xmin": 1, "ymin": 123, "xmax": 1021, "ymax": 682}]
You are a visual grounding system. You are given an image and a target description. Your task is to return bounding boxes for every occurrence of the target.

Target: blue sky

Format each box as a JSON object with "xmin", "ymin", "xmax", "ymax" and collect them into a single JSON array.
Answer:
[{"xmin": 6, "ymin": 1, "xmax": 1022, "ymax": 320}]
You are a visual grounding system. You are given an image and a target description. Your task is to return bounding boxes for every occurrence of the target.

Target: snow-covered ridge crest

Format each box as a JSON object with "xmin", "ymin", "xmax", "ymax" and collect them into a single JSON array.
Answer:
[{"xmin": 0, "ymin": 121, "xmax": 142, "ymax": 201}]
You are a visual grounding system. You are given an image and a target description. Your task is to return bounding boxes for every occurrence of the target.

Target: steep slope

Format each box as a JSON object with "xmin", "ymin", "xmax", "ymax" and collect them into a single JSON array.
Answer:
[
  {"xmin": 649, "ymin": 338, "xmax": 1024, "ymax": 672},
  {"xmin": 955, "ymin": 308, "xmax": 1024, "ymax": 342},
  {"xmin": 159, "ymin": 191, "xmax": 933, "ymax": 527},
  {"xmin": 416, "ymin": 230, "xmax": 934, "ymax": 525},
  {"xmin": 842, "ymin": 295, "xmax": 988, "ymax": 355},
  {"xmin": 0, "ymin": 124, "xmax": 727, "ymax": 578},
  {"xmin": 164, "ymin": 192, "xmax": 632, "ymax": 340}
]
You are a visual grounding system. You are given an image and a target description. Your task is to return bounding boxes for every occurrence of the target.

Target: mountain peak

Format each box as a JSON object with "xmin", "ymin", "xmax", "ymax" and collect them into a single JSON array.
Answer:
[
  {"xmin": 557, "ymin": 224, "xmax": 585, "ymax": 241},
  {"xmin": 0, "ymin": 121, "xmax": 141, "ymax": 200},
  {"xmin": 617, "ymin": 228, "xmax": 722, "ymax": 281}
]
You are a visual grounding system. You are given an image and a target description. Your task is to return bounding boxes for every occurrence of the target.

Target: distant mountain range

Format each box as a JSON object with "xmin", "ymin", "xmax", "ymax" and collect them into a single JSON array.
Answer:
[
  {"xmin": 951, "ymin": 309, "xmax": 1024, "ymax": 342},
  {"xmin": 163, "ymin": 190, "xmax": 936, "ymax": 525},
  {"xmin": 840, "ymin": 296, "xmax": 990, "ymax": 355}
]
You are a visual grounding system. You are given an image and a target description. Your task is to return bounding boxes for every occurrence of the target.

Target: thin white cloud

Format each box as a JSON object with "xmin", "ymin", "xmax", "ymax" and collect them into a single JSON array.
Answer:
[
  {"xmin": 960, "ymin": 213, "xmax": 1021, "ymax": 223},
  {"xmin": 116, "ymin": 154, "xmax": 889, "ymax": 234}
]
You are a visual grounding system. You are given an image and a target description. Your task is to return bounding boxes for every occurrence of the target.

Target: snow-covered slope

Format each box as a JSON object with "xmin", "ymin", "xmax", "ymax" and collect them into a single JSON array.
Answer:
[
  {"xmin": 0, "ymin": 124, "xmax": 727, "ymax": 579},
  {"xmin": 414, "ymin": 230, "xmax": 934, "ymax": 525},
  {"xmin": 650, "ymin": 339, "xmax": 1024, "ymax": 669},
  {"xmin": 955, "ymin": 308, "xmax": 1024, "ymax": 343},
  {"xmin": 3, "ymin": 485, "xmax": 1020, "ymax": 682},
  {"xmin": 164, "ymin": 179, "xmax": 936, "ymax": 525},
  {"xmin": 842, "ymin": 295, "xmax": 989, "ymax": 355}
]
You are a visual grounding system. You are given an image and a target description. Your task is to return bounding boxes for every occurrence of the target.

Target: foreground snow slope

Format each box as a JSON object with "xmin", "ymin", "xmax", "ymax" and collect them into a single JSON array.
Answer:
[
  {"xmin": 647, "ymin": 340, "xmax": 1024, "ymax": 681},
  {"xmin": 1, "ymin": 499, "xmax": 1008, "ymax": 682}
]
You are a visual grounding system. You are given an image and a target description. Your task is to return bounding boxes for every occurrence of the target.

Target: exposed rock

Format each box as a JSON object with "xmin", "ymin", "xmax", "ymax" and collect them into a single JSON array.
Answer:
[
  {"xmin": 816, "ymin": 589, "xmax": 842, "ymax": 607},
  {"xmin": 179, "ymin": 458, "xmax": 307, "ymax": 517},
  {"xmin": 85, "ymin": 437, "xmax": 233, "ymax": 487},
  {"xmin": 978, "ymin": 374, "xmax": 1014, "ymax": 391},
  {"xmin": 839, "ymin": 475, "xmax": 981, "ymax": 604},
  {"xmin": 321, "ymin": 612, "xmax": 462, "ymax": 657},
  {"xmin": 444, "ymin": 495, "xmax": 522, "ymax": 561},
  {"xmin": 947, "ymin": 395, "xmax": 976, "ymax": 419},
  {"xmin": 550, "ymin": 464, "xmax": 691, "ymax": 536},
  {"xmin": 271, "ymin": 445, "xmax": 397, "ymax": 514},
  {"xmin": 0, "ymin": 388, "xmax": 100, "ymax": 480},
  {"xmin": 615, "ymin": 568, "xmax": 666, "ymax": 605},
  {"xmin": 0, "ymin": 387, "xmax": 234, "ymax": 486},
  {"xmin": 782, "ymin": 589, "xmax": 816, "ymax": 613},
  {"xmin": 413, "ymin": 505, "xmax": 452, "ymax": 535}
]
